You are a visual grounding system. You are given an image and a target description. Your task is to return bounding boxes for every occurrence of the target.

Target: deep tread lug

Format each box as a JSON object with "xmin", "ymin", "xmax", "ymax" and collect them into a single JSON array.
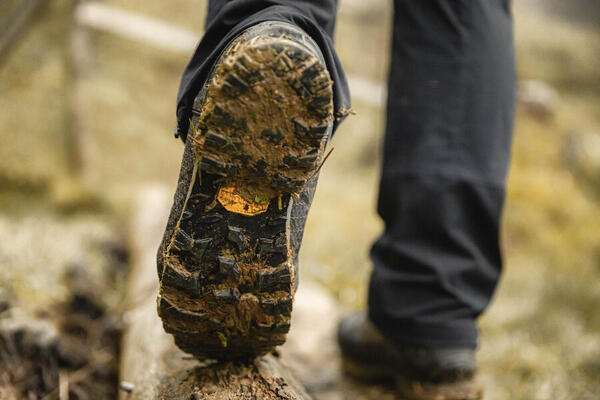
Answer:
[
  {"xmin": 251, "ymin": 159, "xmax": 268, "ymax": 177},
  {"xmin": 257, "ymin": 266, "xmax": 291, "ymax": 291},
  {"xmin": 285, "ymin": 47, "xmax": 309, "ymax": 63},
  {"xmin": 272, "ymin": 173, "xmax": 306, "ymax": 191},
  {"xmin": 283, "ymin": 155, "xmax": 296, "ymax": 167},
  {"xmin": 277, "ymin": 297, "xmax": 293, "ymax": 314},
  {"xmin": 274, "ymin": 235, "xmax": 287, "ymax": 252},
  {"xmin": 259, "ymin": 298, "xmax": 276, "ymax": 314},
  {"xmin": 189, "ymin": 193, "xmax": 211, "ymax": 203},
  {"xmin": 204, "ymin": 131, "xmax": 228, "ymax": 149},
  {"xmin": 271, "ymin": 337, "xmax": 287, "ymax": 346},
  {"xmin": 161, "ymin": 264, "xmax": 199, "ymax": 294},
  {"xmin": 214, "ymin": 288, "xmax": 240, "ymax": 303},
  {"xmin": 230, "ymin": 137, "xmax": 243, "ymax": 150},
  {"xmin": 293, "ymin": 119, "xmax": 309, "ymax": 138},
  {"xmin": 259, "ymin": 236, "xmax": 286, "ymax": 255},
  {"xmin": 308, "ymin": 124, "xmax": 328, "ymax": 139},
  {"xmin": 235, "ymin": 55, "xmax": 264, "ymax": 84},
  {"xmin": 256, "ymin": 323, "xmax": 274, "ymax": 334},
  {"xmin": 227, "ymin": 226, "xmax": 245, "ymax": 247},
  {"xmin": 201, "ymin": 213, "xmax": 224, "ymax": 224},
  {"xmin": 210, "ymin": 105, "xmax": 248, "ymax": 132},
  {"xmin": 218, "ymin": 256, "xmax": 241, "ymax": 281},
  {"xmin": 259, "ymin": 238, "xmax": 274, "ymax": 255},
  {"xmin": 201, "ymin": 156, "xmax": 236, "ymax": 176},
  {"xmin": 261, "ymin": 127, "xmax": 284, "ymax": 144},
  {"xmin": 267, "ymin": 215, "xmax": 287, "ymax": 227},
  {"xmin": 283, "ymin": 153, "xmax": 318, "ymax": 169},
  {"xmin": 267, "ymin": 253, "xmax": 286, "ymax": 267},
  {"xmin": 222, "ymin": 74, "xmax": 249, "ymax": 97},
  {"xmin": 287, "ymin": 77, "xmax": 311, "ymax": 99},
  {"xmin": 273, "ymin": 55, "xmax": 293, "ymax": 76},
  {"xmin": 299, "ymin": 154, "xmax": 318, "ymax": 168},
  {"xmin": 158, "ymin": 297, "xmax": 206, "ymax": 323},
  {"xmin": 191, "ymin": 238, "xmax": 212, "ymax": 260},
  {"xmin": 273, "ymin": 323, "xmax": 291, "ymax": 334},
  {"xmin": 300, "ymin": 61, "xmax": 322, "ymax": 93},
  {"xmin": 310, "ymin": 95, "xmax": 332, "ymax": 116},
  {"xmin": 173, "ymin": 229, "xmax": 193, "ymax": 251},
  {"xmin": 211, "ymin": 104, "xmax": 234, "ymax": 125}
]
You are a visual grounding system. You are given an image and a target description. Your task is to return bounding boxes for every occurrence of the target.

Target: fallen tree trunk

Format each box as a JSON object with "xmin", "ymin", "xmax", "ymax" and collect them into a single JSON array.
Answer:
[{"xmin": 119, "ymin": 185, "xmax": 310, "ymax": 400}]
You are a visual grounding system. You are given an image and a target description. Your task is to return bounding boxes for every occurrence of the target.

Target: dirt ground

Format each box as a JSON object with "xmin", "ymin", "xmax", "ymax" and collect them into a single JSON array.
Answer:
[
  {"xmin": 1, "ymin": 0, "xmax": 599, "ymax": 399},
  {"xmin": 0, "ymin": 193, "xmax": 128, "ymax": 399}
]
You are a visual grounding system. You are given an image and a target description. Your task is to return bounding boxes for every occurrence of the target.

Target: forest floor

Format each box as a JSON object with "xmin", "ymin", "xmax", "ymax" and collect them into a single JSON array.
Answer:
[{"xmin": 1, "ymin": 0, "xmax": 599, "ymax": 399}]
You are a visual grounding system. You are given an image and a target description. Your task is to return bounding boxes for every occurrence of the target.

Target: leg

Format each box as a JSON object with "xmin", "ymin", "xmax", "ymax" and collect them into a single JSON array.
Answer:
[
  {"xmin": 369, "ymin": 0, "xmax": 516, "ymax": 348},
  {"xmin": 175, "ymin": 0, "xmax": 350, "ymax": 142}
]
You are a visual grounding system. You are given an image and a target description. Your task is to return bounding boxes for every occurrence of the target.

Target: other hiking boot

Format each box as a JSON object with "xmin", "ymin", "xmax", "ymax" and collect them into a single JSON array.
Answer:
[
  {"xmin": 156, "ymin": 21, "xmax": 334, "ymax": 360},
  {"xmin": 338, "ymin": 313, "xmax": 482, "ymax": 400}
]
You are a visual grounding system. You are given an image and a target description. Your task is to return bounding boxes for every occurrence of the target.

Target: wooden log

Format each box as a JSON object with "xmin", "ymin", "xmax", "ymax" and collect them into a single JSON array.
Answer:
[{"xmin": 119, "ymin": 185, "xmax": 310, "ymax": 400}]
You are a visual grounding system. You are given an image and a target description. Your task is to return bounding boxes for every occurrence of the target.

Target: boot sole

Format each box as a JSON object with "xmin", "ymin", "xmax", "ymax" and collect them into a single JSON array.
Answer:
[{"xmin": 157, "ymin": 22, "xmax": 333, "ymax": 360}]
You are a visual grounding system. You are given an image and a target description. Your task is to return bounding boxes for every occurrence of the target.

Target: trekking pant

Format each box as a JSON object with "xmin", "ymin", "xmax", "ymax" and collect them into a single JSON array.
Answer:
[{"xmin": 175, "ymin": 0, "xmax": 516, "ymax": 349}]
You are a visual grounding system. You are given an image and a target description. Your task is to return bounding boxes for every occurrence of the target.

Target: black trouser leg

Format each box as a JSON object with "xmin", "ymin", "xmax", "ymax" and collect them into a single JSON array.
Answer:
[
  {"xmin": 174, "ymin": 0, "xmax": 349, "ymax": 142},
  {"xmin": 368, "ymin": 0, "xmax": 516, "ymax": 348}
]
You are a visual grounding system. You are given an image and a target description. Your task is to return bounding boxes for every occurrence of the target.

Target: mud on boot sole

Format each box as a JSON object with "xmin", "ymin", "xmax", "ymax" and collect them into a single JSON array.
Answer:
[{"xmin": 157, "ymin": 21, "xmax": 333, "ymax": 360}]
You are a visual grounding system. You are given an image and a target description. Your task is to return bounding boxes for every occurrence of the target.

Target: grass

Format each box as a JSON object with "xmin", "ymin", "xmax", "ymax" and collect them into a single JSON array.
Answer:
[{"xmin": 1, "ymin": 1, "xmax": 599, "ymax": 398}]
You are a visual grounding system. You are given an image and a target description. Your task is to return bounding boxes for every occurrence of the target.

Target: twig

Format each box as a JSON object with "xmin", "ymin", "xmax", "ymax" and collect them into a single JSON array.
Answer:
[
  {"xmin": 41, "ymin": 350, "xmax": 114, "ymax": 400},
  {"xmin": 59, "ymin": 371, "xmax": 69, "ymax": 400},
  {"xmin": 307, "ymin": 146, "xmax": 334, "ymax": 182}
]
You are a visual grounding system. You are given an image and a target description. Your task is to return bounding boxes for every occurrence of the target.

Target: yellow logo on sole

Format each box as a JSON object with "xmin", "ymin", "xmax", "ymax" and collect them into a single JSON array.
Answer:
[{"xmin": 216, "ymin": 185, "xmax": 270, "ymax": 216}]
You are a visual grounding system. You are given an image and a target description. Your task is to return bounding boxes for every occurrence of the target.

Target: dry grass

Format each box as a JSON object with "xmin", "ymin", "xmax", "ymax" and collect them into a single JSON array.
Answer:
[{"xmin": 1, "ymin": 1, "xmax": 599, "ymax": 399}]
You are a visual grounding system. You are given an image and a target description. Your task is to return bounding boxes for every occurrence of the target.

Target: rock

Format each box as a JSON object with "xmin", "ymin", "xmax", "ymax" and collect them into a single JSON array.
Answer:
[
  {"xmin": 119, "ymin": 381, "xmax": 135, "ymax": 393},
  {"xmin": 518, "ymin": 80, "xmax": 560, "ymax": 119}
]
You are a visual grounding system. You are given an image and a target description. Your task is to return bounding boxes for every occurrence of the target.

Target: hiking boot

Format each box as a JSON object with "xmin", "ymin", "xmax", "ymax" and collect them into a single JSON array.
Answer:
[
  {"xmin": 156, "ymin": 21, "xmax": 333, "ymax": 360},
  {"xmin": 338, "ymin": 313, "xmax": 482, "ymax": 400}
]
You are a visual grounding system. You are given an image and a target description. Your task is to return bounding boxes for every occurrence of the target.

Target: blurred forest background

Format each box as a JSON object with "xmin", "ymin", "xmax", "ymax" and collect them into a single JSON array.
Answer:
[{"xmin": 1, "ymin": 0, "xmax": 599, "ymax": 399}]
